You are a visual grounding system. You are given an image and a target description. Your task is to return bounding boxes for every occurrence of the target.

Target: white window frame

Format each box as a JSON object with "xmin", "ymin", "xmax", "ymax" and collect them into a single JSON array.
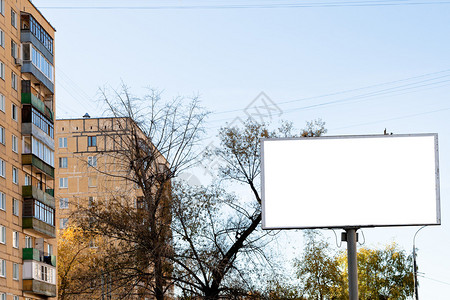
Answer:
[
  {"xmin": 0, "ymin": 29, "xmax": 4, "ymax": 48},
  {"xmin": 25, "ymin": 235, "xmax": 32, "ymax": 248},
  {"xmin": 88, "ymin": 156, "xmax": 97, "ymax": 167},
  {"xmin": 47, "ymin": 244, "xmax": 53, "ymax": 256},
  {"xmin": 0, "ymin": 0, "xmax": 4, "ymax": 16},
  {"xmin": 0, "ymin": 293, "xmax": 5, "ymax": 300},
  {"xmin": 12, "ymin": 103, "xmax": 17, "ymax": 121},
  {"xmin": 59, "ymin": 137, "xmax": 67, "ymax": 148},
  {"xmin": 11, "ymin": 9, "xmax": 17, "ymax": 28},
  {"xmin": 59, "ymin": 177, "xmax": 68, "ymax": 188},
  {"xmin": 12, "ymin": 167, "xmax": 18, "ymax": 184},
  {"xmin": 12, "ymin": 263, "xmax": 18, "ymax": 280},
  {"xmin": 12, "ymin": 198, "xmax": 19, "ymax": 216},
  {"xmin": 0, "ymin": 93, "xmax": 4, "ymax": 111},
  {"xmin": 59, "ymin": 157, "xmax": 68, "ymax": 168},
  {"xmin": 60, "ymin": 218, "xmax": 68, "ymax": 229},
  {"xmin": 0, "ymin": 192, "xmax": 4, "ymax": 210},
  {"xmin": 12, "ymin": 231, "xmax": 18, "ymax": 248},
  {"xmin": 0, "ymin": 61, "xmax": 4, "ymax": 80},
  {"xmin": 60, "ymin": 198, "xmax": 69, "ymax": 209},
  {"xmin": 0, "ymin": 259, "xmax": 5, "ymax": 277},
  {"xmin": 13, "ymin": 296, "xmax": 19, "ymax": 300},
  {"xmin": 0, "ymin": 225, "xmax": 5, "ymax": 244},
  {"xmin": 12, "ymin": 134, "xmax": 17, "ymax": 153},
  {"xmin": 11, "ymin": 72, "xmax": 17, "ymax": 90},
  {"xmin": 11, "ymin": 39, "xmax": 17, "ymax": 59},
  {"xmin": 0, "ymin": 159, "xmax": 4, "ymax": 177},
  {"xmin": 0, "ymin": 126, "xmax": 4, "ymax": 144},
  {"xmin": 25, "ymin": 174, "xmax": 31, "ymax": 185}
]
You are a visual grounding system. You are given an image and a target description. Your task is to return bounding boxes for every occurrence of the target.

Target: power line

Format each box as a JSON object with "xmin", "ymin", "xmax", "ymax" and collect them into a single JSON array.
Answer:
[
  {"xmin": 418, "ymin": 274, "xmax": 450, "ymax": 286},
  {"xmin": 37, "ymin": 1, "xmax": 450, "ymax": 10}
]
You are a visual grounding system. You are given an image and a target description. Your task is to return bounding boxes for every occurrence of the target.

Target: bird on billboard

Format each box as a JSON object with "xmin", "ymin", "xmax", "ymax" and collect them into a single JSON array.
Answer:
[{"xmin": 384, "ymin": 128, "xmax": 393, "ymax": 135}]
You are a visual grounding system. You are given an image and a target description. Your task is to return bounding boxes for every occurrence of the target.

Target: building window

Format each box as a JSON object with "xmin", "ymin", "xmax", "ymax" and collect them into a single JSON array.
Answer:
[
  {"xmin": 59, "ymin": 157, "xmax": 68, "ymax": 168},
  {"xmin": 12, "ymin": 167, "xmax": 18, "ymax": 184},
  {"xmin": 60, "ymin": 198, "xmax": 69, "ymax": 209},
  {"xmin": 11, "ymin": 40, "xmax": 17, "ymax": 59},
  {"xmin": 34, "ymin": 200, "xmax": 54, "ymax": 226},
  {"xmin": 12, "ymin": 263, "xmax": 18, "ymax": 280},
  {"xmin": 12, "ymin": 134, "xmax": 18, "ymax": 153},
  {"xmin": 88, "ymin": 136, "xmax": 97, "ymax": 147},
  {"xmin": 0, "ymin": 0, "xmax": 4, "ymax": 15},
  {"xmin": 0, "ymin": 93, "xmax": 4, "ymax": 111},
  {"xmin": 88, "ymin": 196, "xmax": 95, "ymax": 207},
  {"xmin": 47, "ymin": 244, "xmax": 53, "ymax": 255},
  {"xmin": 0, "ymin": 126, "xmax": 4, "ymax": 144},
  {"xmin": 25, "ymin": 174, "xmax": 31, "ymax": 185},
  {"xmin": 0, "ymin": 192, "xmax": 4, "ymax": 210},
  {"xmin": 11, "ymin": 9, "xmax": 17, "ymax": 28},
  {"xmin": 31, "ymin": 136, "xmax": 54, "ymax": 167},
  {"xmin": 59, "ymin": 177, "xmax": 68, "ymax": 188},
  {"xmin": 88, "ymin": 156, "xmax": 97, "ymax": 167},
  {"xmin": 59, "ymin": 137, "xmax": 67, "ymax": 148},
  {"xmin": 13, "ymin": 296, "xmax": 18, "ymax": 300},
  {"xmin": 0, "ymin": 225, "xmax": 5, "ymax": 244},
  {"xmin": 0, "ymin": 259, "xmax": 5, "ymax": 277},
  {"xmin": 11, "ymin": 72, "xmax": 17, "ymax": 90},
  {"xmin": 0, "ymin": 159, "xmax": 4, "ymax": 177},
  {"xmin": 88, "ymin": 177, "xmax": 97, "ymax": 187},
  {"xmin": 12, "ymin": 231, "xmax": 18, "ymax": 248},
  {"xmin": 0, "ymin": 61, "xmax": 4, "ymax": 80},
  {"xmin": 60, "ymin": 218, "xmax": 68, "ymax": 229},
  {"xmin": 12, "ymin": 198, "xmax": 19, "ymax": 216},
  {"xmin": 25, "ymin": 236, "xmax": 32, "ymax": 248},
  {"xmin": 0, "ymin": 294, "xmax": 5, "ymax": 300},
  {"xmin": 0, "ymin": 29, "xmax": 3, "ymax": 48},
  {"xmin": 12, "ymin": 103, "xmax": 18, "ymax": 121}
]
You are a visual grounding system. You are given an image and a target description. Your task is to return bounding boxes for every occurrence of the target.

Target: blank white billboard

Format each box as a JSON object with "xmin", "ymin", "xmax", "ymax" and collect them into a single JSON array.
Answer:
[{"xmin": 261, "ymin": 134, "xmax": 440, "ymax": 229}]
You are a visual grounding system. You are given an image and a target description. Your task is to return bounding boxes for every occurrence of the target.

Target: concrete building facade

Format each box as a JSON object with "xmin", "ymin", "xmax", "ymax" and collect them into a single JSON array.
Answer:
[{"xmin": 0, "ymin": 1, "xmax": 56, "ymax": 299}]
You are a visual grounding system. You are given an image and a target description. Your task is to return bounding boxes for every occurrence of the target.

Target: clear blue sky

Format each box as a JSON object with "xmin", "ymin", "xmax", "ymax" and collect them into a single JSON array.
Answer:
[{"xmin": 35, "ymin": 0, "xmax": 450, "ymax": 297}]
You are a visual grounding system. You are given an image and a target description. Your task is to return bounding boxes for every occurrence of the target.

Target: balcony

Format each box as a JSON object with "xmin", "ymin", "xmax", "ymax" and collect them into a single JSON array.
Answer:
[
  {"xmin": 21, "ymin": 62, "xmax": 54, "ymax": 94},
  {"xmin": 20, "ymin": 30, "xmax": 53, "ymax": 64},
  {"xmin": 22, "ymin": 216, "xmax": 55, "ymax": 238},
  {"xmin": 22, "ymin": 123, "xmax": 54, "ymax": 151},
  {"xmin": 22, "ymin": 154, "xmax": 54, "ymax": 178},
  {"xmin": 22, "ymin": 185, "xmax": 55, "ymax": 208},
  {"xmin": 22, "ymin": 92, "xmax": 54, "ymax": 122},
  {"xmin": 23, "ymin": 248, "xmax": 56, "ymax": 267},
  {"xmin": 23, "ymin": 260, "xmax": 56, "ymax": 297}
]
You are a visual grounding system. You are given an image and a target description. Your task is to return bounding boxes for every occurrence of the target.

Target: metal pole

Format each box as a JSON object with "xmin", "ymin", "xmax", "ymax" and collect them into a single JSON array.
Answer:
[
  {"xmin": 346, "ymin": 228, "xmax": 359, "ymax": 300},
  {"xmin": 413, "ymin": 225, "xmax": 427, "ymax": 300}
]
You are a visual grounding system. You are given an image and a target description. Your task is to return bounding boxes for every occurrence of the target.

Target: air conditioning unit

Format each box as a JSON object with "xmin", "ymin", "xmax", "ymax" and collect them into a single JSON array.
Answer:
[{"xmin": 14, "ymin": 58, "xmax": 23, "ymax": 66}]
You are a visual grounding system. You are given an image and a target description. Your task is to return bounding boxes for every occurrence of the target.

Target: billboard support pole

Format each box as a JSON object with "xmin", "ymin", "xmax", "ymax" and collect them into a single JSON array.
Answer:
[{"xmin": 345, "ymin": 228, "xmax": 359, "ymax": 300}]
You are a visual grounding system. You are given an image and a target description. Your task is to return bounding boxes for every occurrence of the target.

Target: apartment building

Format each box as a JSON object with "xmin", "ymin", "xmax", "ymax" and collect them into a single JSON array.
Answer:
[{"xmin": 0, "ymin": 0, "xmax": 56, "ymax": 299}]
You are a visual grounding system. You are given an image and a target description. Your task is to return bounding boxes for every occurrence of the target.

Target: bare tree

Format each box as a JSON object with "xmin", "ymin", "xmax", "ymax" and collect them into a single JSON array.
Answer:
[
  {"xmin": 171, "ymin": 119, "xmax": 327, "ymax": 299},
  {"xmin": 64, "ymin": 85, "xmax": 208, "ymax": 300}
]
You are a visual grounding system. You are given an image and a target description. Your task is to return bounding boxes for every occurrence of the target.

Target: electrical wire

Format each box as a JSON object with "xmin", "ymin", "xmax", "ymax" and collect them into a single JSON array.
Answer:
[
  {"xmin": 417, "ymin": 274, "xmax": 450, "ymax": 286},
  {"xmin": 357, "ymin": 229, "xmax": 365, "ymax": 246},
  {"xmin": 331, "ymin": 229, "xmax": 343, "ymax": 248}
]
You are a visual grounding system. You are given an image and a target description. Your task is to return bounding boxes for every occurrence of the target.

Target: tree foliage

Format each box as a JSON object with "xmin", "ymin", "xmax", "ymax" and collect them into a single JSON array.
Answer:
[{"xmin": 295, "ymin": 231, "xmax": 414, "ymax": 300}]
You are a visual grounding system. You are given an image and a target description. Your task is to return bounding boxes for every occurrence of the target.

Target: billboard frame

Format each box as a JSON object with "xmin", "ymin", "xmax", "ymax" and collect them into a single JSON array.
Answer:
[{"xmin": 261, "ymin": 133, "xmax": 441, "ymax": 230}]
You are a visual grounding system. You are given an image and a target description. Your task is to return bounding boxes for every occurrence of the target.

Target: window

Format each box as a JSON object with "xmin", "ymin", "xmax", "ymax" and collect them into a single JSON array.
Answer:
[
  {"xmin": 0, "ymin": 93, "xmax": 4, "ymax": 111},
  {"xmin": 59, "ymin": 177, "xmax": 68, "ymax": 188},
  {"xmin": 11, "ymin": 72, "xmax": 17, "ymax": 90},
  {"xmin": 0, "ymin": 259, "xmax": 5, "ymax": 277},
  {"xmin": 31, "ymin": 137, "xmax": 54, "ymax": 167},
  {"xmin": 0, "ymin": 159, "xmax": 4, "ymax": 177},
  {"xmin": 60, "ymin": 198, "xmax": 69, "ymax": 209},
  {"xmin": 0, "ymin": 61, "xmax": 4, "ymax": 80},
  {"xmin": 88, "ymin": 136, "xmax": 97, "ymax": 147},
  {"xmin": 60, "ymin": 218, "xmax": 68, "ymax": 229},
  {"xmin": 88, "ymin": 177, "xmax": 97, "ymax": 187},
  {"xmin": 0, "ymin": 225, "xmax": 5, "ymax": 244},
  {"xmin": 12, "ymin": 231, "xmax": 18, "ymax": 248},
  {"xmin": 34, "ymin": 200, "xmax": 54, "ymax": 226},
  {"xmin": 88, "ymin": 156, "xmax": 97, "ymax": 167},
  {"xmin": 11, "ymin": 9, "xmax": 17, "ymax": 28},
  {"xmin": 0, "ymin": 0, "xmax": 4, "ymax": 15},
  {"xmin": 12, "ymin": 167, "xmax": 18, "ymax": 184},
  {"xmin": 0, "ymin": 29, "xmax": 4, "ymax": 48},
  {"xmin": 13, "ymin": 296, "xmax": 18, "ymax": 300},
  {"xmin": 59, "ymin": 157, "xmax": 68, "ymax": 168},
  {"xmin": 11, "ymin": 40, "xmax": 17, "ymax": 58},
  {"xmin": 0, "ymin": 294, "xmax": 5, "ymax": 300},
  {"xmin": 0, "ymin": 126, "xmax": 4, "ymax": 144},
  {"xmin": 47, "ymin": 244, "xmax": 53, "ymax": 255},
  {"xmin": 12, "ymin": 198, "xmax": 19, "ymax": 216},
  {"xmin": 12, "ymin": 134, "xmax": 18, "ymax": 153},
  {"xmin": 0, "ymin": 192, "xmax": 4, "ymax": 210},
  {"xmin": 88, "ymin": 196, "xmax": 95, "ymax": 207},
  {"xmin": 25, "ymin": 174, "xmax": 31, "ymax": 185},
  {"xmin": 12, "ymin": 103, "xmax": 17, "ymax": 121},
  {"xmin": 12, "ymin": 263, "xmax": 18, "ymax": 280},
  {"xmin": 25, "ymin": 235, "xmax": 32, "ymax": 248},
  {"xmin": 59, "ymin": 137, "xmax": 67, "ymax": 148}
]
